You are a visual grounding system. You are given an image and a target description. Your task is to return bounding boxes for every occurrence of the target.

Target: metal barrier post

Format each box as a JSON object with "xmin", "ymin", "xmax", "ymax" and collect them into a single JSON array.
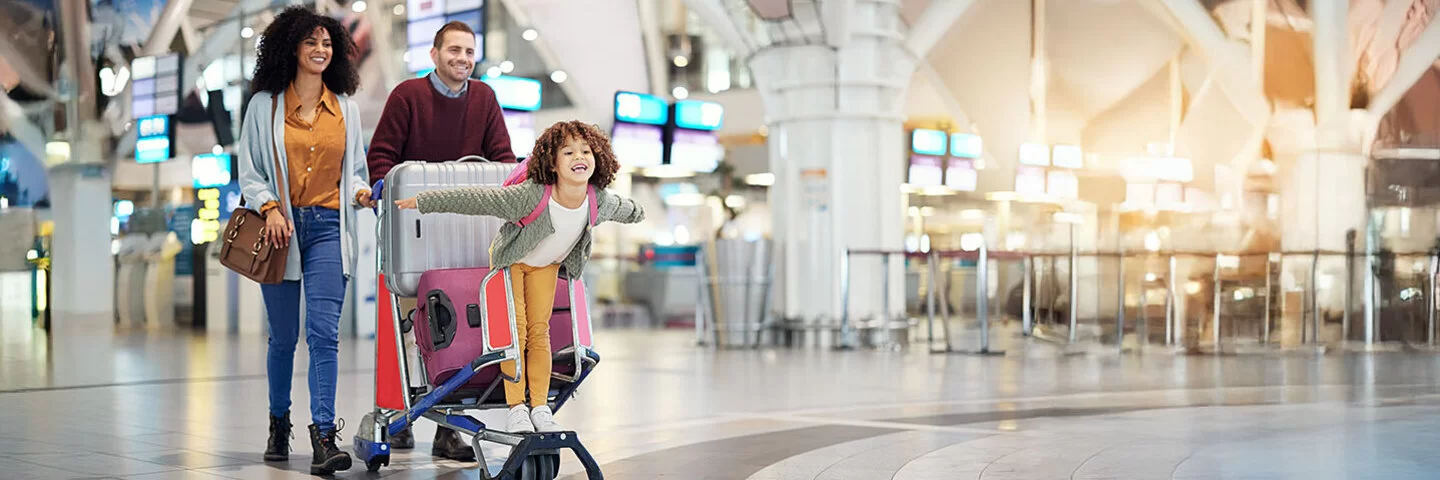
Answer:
[
  {"xmin": 1263, "ymin": 253, "xmax": 1273, "ymax": 346},
  {"xmin": 1022, "ymin": 255, "xmax": 1033, "ymax": 337},
  {"xmin": 926, "ymin": 251, "xmax": 938, "ymax": 348},
  {"xmin": 695, "ymin": 244, "xmax": 709, "ymax": 346},
  {"xmin": 1364, "ymin": 225, "xmax": 1377, "ymax": 347},
  {"xmin": 1429, "ymin": 251, "xmax": 1437, "ymax": 348},
  {"xmin": 1344, "ymin": 230, "xmax": 1355, "ymax": 344},
  {"xmin": 1116, "ymin": 249, "xmax": 1126, "ymax": 350},
  {"xmin": 1165, "ymin": 255, "xmax": 1176, "ymax": 347},
  {"xmin": 1069, "ymin": 224, "xmax": 1079, "ymax": 344},
  {"xmin": 977, "ymin": 244, "xmax": 990, "ymax": 352},
  {"xmin": 1310, "ymin": 250, "xmax": 1321, "ymax": 344},
  {"xmin": 839, "ymin": 249, "xmax": 853, "ymax": 349},
  {"xmin": 1212, "ymin": 253, "xmax": 1222, "ymax": 353},
  {"xmin": 1138, "ymin": 272, "xmax": 1149, "ymax": 347}
]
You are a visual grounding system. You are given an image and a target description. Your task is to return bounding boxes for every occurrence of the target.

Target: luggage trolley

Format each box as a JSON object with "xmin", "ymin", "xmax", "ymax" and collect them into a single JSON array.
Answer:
[{"xmin": 354, "ymin": 160, "xmax": 604, "ymax": 479}]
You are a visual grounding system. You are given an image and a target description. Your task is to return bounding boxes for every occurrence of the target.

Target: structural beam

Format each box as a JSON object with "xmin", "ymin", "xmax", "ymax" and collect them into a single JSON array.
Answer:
[
  {"xmin": 1367, "ymin": 7, "xmax": 1440, "ymax": 124},
  {"xmin": 181, "ymin": 0, "xmax": 276, "ymax": 100},
  {"xmin": 636, "ymin": 0, "xmax": 668, "ymax": 94},
  {"xmin": 141, "ymin": 0, "xmax": 194, "ymax": 56},
  {"xmin": 902, "ymin": 0, "xmax": 979, "ymax": 58},
  {"xmin": 1312, "ymin": 0, "xmax": 1352, "ymax": 129},
  {"xmin": 1154, "ymin": 0, "xmax": 1270, "ymax": 128},
  {"xmin": 680, "ymin": 0, "xmax": 756, "ymax": 57}
]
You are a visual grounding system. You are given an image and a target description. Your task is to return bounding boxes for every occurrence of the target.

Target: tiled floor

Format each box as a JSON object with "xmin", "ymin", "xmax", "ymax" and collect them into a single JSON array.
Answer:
[{"xmin": 5, "ymin": 309, "xmax": 1440, "ymax": 479}]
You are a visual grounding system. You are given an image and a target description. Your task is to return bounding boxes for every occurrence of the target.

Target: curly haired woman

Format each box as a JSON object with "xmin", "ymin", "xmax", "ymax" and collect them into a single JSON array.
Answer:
[
  {"xmin": 235, "ymin": 5, "xmax": 374, "ymax": 474},
  {"xmin": 394, "ymin": 120, "xmax": 645, "ymax": 433}
]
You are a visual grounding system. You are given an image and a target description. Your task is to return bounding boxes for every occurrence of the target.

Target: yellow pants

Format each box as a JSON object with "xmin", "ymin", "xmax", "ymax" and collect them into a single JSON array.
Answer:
[{"xmin": 501, "ymin": 263, "xmax": 560, "ymax": 407}]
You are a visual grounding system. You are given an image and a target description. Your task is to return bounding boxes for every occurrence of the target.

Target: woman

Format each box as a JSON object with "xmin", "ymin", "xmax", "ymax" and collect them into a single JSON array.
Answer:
[{"xmin": 236, "ymin": 6, "xmax": 375, "ymax": 475}]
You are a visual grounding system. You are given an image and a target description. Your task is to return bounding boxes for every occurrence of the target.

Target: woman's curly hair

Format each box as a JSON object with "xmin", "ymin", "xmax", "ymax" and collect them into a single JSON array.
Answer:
[
  {"xmin": 250, "ymin": 6, "xmax": 359, "ymax": 95},
  {"xmin": 527, "ymin": 121, "xmax": 621, "ymax": 189}
]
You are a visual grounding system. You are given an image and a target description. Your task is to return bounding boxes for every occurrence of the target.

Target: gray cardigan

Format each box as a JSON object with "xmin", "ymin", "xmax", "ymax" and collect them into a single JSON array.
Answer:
[
  {"xmin": 415, "ymin": 182, "xmax": 645, "ymax": 279},
  {"xmin": 236, "ymin": 89, "xmax": 370, "ymax": 281}
]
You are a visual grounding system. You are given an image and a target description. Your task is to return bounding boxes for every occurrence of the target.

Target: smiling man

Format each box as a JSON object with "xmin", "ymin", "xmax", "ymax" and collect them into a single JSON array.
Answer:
[
  {"xmin": 364, "ymin": 20, "xmax": 516, "ymax": 463},
  {"xmin": 368, "ymin": 21, "xmax": 516, "ymax": 185}
]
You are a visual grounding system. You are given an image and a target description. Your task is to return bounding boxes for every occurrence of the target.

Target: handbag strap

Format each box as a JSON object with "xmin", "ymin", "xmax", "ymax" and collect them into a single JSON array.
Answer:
[{"xmin": 267, "ymin": 94, "xmax": 289, "ymax": 221}]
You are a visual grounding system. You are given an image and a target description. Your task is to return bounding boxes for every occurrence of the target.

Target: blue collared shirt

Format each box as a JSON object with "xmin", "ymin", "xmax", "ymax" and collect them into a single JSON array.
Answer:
[{"xmin": 428, "ymin": 71, "xmax": 468, "ymax": 98}]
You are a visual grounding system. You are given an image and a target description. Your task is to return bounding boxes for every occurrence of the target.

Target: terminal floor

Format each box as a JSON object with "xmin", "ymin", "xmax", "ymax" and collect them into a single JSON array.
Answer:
[{"xmin": 5, "ymin": 314, "xmax": 1440, "ymax": 479}]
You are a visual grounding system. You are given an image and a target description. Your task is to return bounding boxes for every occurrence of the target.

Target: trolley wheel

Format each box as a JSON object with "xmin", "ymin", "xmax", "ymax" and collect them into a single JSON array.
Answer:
[
  {"xmin": 519, "ymin": 456, "xmax": 540, "ymax": 480},
  {"xmin": 537, "ymin": 453, "xmax": 559, "ymax": 479},
  {"xmin": 365, "ymin": 455, "xmax": 389, "ymax": 473}
]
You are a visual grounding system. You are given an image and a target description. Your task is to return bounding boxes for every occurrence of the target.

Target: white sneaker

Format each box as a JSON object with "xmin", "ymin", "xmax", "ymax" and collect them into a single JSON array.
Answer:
[
  {"xmin": 506, "ymin": 405, "xmax": 535, "ymax": 433},
  {"xmin": 530, "ymin": 406, "xmax": 564, "ymax": 432}
]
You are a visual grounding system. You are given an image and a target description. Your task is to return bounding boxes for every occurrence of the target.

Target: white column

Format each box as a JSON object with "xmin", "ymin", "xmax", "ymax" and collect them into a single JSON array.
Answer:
[
  {"xmin": 750, "ymin": 0, "xmax": 911, "ymax": 327},
  {"xmin": 48, "ymin": 164, "xmax": 115, "ymax": 319}
]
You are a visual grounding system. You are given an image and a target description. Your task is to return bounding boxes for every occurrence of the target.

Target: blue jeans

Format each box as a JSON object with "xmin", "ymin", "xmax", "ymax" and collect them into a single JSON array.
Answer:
[{"xmin": 262, "ymin": 207, "xmax": 346, "ymax": 432}]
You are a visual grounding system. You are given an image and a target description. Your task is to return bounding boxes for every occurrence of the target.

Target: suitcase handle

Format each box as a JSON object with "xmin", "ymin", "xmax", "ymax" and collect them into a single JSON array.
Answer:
[
  {"xmin": 425, "ymin": 290, "xmax": 458, "ymax": 350},
  {"xmin": 450, "ymin": 155, "xmax": 488, "ymax": 163},
  {"xmin": 466, "ymin": 304, "xmax": 482, "ymax": 328}
]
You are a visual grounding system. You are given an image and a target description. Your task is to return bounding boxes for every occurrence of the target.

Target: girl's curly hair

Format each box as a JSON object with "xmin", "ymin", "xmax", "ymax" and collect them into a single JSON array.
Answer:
[
  {"xmin": 250, "ymin": 6, "xmax": 359, "ymax": 96},
  {"xmin": 527, "ymin": 121, "xmax": 621, "ymax": 189}
]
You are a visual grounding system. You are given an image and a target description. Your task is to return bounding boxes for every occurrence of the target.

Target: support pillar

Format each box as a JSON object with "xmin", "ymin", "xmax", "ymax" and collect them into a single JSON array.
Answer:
[
  {"xmin": 48, "ymin": 164, "xmax": 115, "ymax": 319},
  {"xmin": 749, "ymin": 0, "xmax": 911, "ymax": 336}
]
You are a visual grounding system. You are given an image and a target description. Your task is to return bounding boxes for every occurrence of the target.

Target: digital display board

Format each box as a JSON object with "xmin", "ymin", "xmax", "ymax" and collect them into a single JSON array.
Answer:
[
  {"xmin": 1052, "ymin": 144, "xmax": 1083, "ymax": 169},
  {"xmin": 1015, "ymin": 166, "xmax": 1046, "ymax": 195},
  {"xmin": 135, "ymin": 114, "xmax": 172, "ymax": 164},
  {"xmin": 1046, "ymin": 170, "xmax": 1078, "ymax": 200},
  {"xmin": 131, "ymin": 54, "xmax": 181, "ymax": 118},
  {"xmin": 483, "ymin": 75, "xmax": 543, "ymax": 111},
  {"xmin": 673, "ymin": 99, "xmax": 724, "ymax": 131},
  {"xmin": 1019, "ymin": 142, "xmax": 1050, "ymax": 166},
  {"xmin": 503, "ymin": 110, "xmax": 536, "ymax": 159},
  {"xmin": 192, "ymin": 153, "xmax": 232, "ymax": 189},
  {"xmin": 614, "ymin": 91, "xmax": 669, "ymax": 126},
  {"xmin": 668, "ymin": 129, "xmax": 722, "ymax": 173},
  {"xmin": 910, "ymin": 129, "xmax": 947, "ymax": 156},
  {"xmin": 611, "ymin": 122, "xmax": 664, "ymax": 168},
  {"xmin": 946, "ymin": 158, "xmax": 977, "ymax": 192},
  {"xmin": 907, "ymin": 155, "xmax": 943, "ymax": 186},
  {"xmin": 950, "ymin": 133, "xmax": 982, "ymax": 158}
]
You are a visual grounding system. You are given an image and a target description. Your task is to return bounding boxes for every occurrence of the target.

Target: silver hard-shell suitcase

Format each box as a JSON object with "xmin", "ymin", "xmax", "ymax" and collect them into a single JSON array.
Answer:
[{"xmin": 380, "ymin": 160, "xmax": 520, "ymax": 297}]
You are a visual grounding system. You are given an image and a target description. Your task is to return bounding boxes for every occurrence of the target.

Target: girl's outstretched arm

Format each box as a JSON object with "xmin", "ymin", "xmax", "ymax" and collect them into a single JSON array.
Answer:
[
  {"xmin": 409, "ymin": 184, "xmax": 535, "ymax": 222},
  {"xmin": 599, "ymin": 191, "xmax": 646, "ymax": 224}
]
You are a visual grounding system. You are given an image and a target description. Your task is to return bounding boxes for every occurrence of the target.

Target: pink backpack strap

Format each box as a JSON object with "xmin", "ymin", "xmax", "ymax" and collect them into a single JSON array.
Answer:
[
  {"xmin": 515, "ymin": 185, "xmax": 598, "ymax": 227},
  {"xmin": 587, "ymin": 186, "xmax": 599, "ymax": 226},
  {"xmin": 516, "ymin": 184, "xmax": 552, "ymax": 227}
]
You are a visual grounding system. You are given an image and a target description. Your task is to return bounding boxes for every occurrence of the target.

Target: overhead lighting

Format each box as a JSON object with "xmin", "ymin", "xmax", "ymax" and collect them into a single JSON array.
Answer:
[
  {"xmin": 664, "ymin": 192, "xmax": 706, "ymax": 206},
  {"xmin": 240, "ymin": 26, "xmax": 254, "ymax": 39},
  {"xmin": 522, "ymin": 29, "xmax": 538, "ymax": 41},
  {"xmin": 671, "ymin": 86, "xmax": 689, "ymax": 99},
  {"xmin": 744, "ymin": 173, "xmax": 775, "ymax": 186},
  {"xmin": 212, "ymin": 145, "xmax": 223, "ymax": 155},
  {"xmin": 351, "ymin": 0, "xmax": 367, "ymax": 13},
  {"xmin": 724, "ymin": 195, "xmax": 746, "ymax": 209},
  {"xmin": 392, "ymin": 4, "xmax": 405, "ymax": 15},
  {"xmin": 486, "ymin": 66, "xmax": 502, "ymax": 78},
  {"xmin": 673, "ymin": 55, "xmax": 689, "ymax": 67},
  {"xmin": 550, "ymin": 70, "xmax": 568, "ymax": 83},
  {"xmin": 499, "ymin": 60, "xmax": 515, "ymax": 73}
]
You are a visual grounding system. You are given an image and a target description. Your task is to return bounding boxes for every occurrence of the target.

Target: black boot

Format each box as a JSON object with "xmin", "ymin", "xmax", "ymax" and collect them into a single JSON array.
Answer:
[
  {"xmin": 308, "ymin": 423, "xmax": 353, "ymax": 475},
  {"xmin": 391, "ymin": 426, "xmax": 415, "ymax": 449},
  {"xmin": 264, "ymin": 412, "xmax": 292, "ymax": 462},
  {"xmin": 431, "ymin": 428, "xmax": 476, "ymax": 462}
]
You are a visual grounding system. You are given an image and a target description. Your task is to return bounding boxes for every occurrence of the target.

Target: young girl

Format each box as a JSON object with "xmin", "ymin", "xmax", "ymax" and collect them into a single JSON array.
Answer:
[{"xmin": 395, "ymin": 120, "xmax": 644, "ymax": 433}]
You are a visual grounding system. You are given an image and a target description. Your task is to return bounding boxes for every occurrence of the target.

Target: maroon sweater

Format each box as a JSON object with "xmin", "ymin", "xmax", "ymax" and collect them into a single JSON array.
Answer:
[{"xmin": 367, "ymin": 77, "xmax": 518, "ymax": 184}]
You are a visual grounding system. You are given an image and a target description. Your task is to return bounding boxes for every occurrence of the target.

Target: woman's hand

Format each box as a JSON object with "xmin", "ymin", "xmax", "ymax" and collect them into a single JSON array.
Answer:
[
  {"xmin": 264, "ymin": 208, "xmax": 293, "ymax": 248},
  {"xmin": 394, "ymin": 197, "xmax": 418, "ymax": 210},
  {"xmin": 355, "ymin": 189, "xmax": 377, "ymax": 209}
]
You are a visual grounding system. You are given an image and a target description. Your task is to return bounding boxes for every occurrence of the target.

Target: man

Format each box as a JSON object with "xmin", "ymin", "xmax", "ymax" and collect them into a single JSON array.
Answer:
[{"xmin": 366, "ymin": 21, "xmax": 516, "ymax": 462}]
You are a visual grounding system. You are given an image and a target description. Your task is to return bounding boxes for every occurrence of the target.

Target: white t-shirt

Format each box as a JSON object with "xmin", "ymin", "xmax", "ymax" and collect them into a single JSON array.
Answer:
[{"xmin": 518, "ymin": 197, "xmax": 588, "ymax": 267}]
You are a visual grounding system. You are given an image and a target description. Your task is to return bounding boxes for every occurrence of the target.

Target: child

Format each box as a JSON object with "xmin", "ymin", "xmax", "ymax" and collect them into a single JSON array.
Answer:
[{"xmin": 395, "ymin": 120, "xmax": 644, "ymax": 433}]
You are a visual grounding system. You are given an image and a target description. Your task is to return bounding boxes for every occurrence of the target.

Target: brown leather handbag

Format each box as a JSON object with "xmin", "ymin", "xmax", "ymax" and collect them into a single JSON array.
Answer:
[{"xmin": 219, "ymin": 96, "xmax": 290, "ymax": 284}]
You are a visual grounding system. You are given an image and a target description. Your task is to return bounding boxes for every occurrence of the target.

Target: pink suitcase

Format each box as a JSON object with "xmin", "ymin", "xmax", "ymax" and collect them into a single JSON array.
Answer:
[{"xmin": 412, "ymin": 266, "xmax": 594, "ymax": 397}]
